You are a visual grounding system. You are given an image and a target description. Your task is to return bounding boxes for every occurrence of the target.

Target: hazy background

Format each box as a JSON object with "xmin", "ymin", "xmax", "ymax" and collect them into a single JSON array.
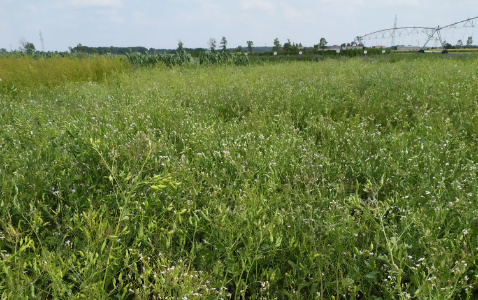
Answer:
[{"xmin": 1, "ymin": 0, "xmax": 476, "ymax": 51}]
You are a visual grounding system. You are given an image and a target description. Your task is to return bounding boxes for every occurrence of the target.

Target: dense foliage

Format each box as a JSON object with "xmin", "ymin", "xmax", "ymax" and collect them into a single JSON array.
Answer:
[
  {"xmin": 125, "ymin": 50, "xmax": 249, "ymax": 67},
  {"xmin": 0, "ymin": 55, "xmax": 477, "ymax": 299},
  {"xmin": 126, "ymin": 50, "xmax": 194, "ymax": 67}
]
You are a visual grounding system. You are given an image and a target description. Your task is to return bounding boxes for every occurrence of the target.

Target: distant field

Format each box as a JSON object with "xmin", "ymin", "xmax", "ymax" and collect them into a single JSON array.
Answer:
[
  {"xmin": 0, "ymin": 54, "xmax": 128, "ymax": 92},
  {"xmin": 1, "ymin": 55, "xmax": 477, "ymax": 299},
  {"xmin": 393, "ymin": 48, "xmax": 478, "ymax": 54},
  {"xmin": 447, "ymin": 48, "xmax": 478, "ymax": 52}
]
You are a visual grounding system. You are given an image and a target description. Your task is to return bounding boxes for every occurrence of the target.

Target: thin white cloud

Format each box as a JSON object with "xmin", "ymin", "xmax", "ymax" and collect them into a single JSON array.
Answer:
[
  {"xmin": 69, "ymin": 0, "xmax": 123, "ymax": 8},
  {"xmin": 279, "ymin": 3, "xmax": 308, "ymax": 19},
  {"xmin": 382, "ymin": 0, "xmax": 421, "ymax": 5},
  {"xmin": 239, "ymin": 0, "xmax": 274, "ymax": 11}
]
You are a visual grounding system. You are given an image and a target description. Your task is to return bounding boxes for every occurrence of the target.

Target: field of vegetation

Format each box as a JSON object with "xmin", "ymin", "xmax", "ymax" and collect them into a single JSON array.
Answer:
[{"xmin": 1, "ymin": 53, "xmax": 477, "ymax": 299}]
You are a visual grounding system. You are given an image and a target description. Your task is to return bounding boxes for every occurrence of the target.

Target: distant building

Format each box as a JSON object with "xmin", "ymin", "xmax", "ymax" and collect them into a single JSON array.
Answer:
[
  {"xmin": 397, "ymin": 45, "xmax": 420, "ymax": 51},
  {"xmin": 346, "ymin": 45, "xmax": 364, "ymax": 50},
  {"xmin": 327, "ymin": 45, "xmax": 341, "ymax": 51},
  {"xmin": 373, "ymin": 45, "xmax": 386, "ymax": 49}
]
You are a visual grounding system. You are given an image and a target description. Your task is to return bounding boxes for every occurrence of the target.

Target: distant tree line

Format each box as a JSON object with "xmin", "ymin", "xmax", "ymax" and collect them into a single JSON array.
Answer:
[
  {"xmin": 6, "ymin": 35, "xmax": 476, "ymax": 59},
  {"xmin": 443, "ymin": 36, "xmax": 475, "ymax": 49},
  {"xmin": 70, "ymin": 43, "xmax": 208, "ymax": 55}
]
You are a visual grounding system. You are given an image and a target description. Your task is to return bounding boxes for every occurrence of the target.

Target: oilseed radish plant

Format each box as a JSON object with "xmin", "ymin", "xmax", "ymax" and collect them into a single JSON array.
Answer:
[{"xmin": 0, "ymin": 53, "xmax": 477, "ymax": 299}]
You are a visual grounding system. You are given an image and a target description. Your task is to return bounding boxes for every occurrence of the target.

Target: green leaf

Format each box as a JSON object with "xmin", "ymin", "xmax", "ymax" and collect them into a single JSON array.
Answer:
[
  {"xmin": 343, "ymin": 277, "xmax": 354, "ymax": 287},
  {"xmin": 124, "ymin": 172, "xmax": 132, "ymax": 182},
  {"xmin": 365, "ymin": 271, "xmax": 380, "ymax": 279},
  {"xmin": 101, "ymin": 239, "xmax": 107, "ymax": 253},
  {"xmin": 287, "ymin": 260, "xmax": 297, "ymax": 271}
]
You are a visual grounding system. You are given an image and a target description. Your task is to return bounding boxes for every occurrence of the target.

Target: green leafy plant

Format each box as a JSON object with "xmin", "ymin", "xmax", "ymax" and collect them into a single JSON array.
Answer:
[{"xmin": 1, "ymin": 55, "xmax": 477, "ymax": 298}]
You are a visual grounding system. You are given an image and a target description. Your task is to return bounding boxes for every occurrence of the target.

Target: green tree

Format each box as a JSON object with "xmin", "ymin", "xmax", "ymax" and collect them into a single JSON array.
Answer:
[
  {"xmin": 355, "ymin": 36, "xmax": 363, "ymax": 46},
  {"xmin": 208, "ymin": 38, "xmax": 217, "ymax": 52},
  {"xmin": 467, "ymin": 36, "xmax": 473, "ymax": 48},
  {"xmin": 443, "ymin": 41, "xmax": 453, "ymax": 49},
  {"xmin": 284, "ymin": 40, "xmax": 299, "ymax": 52},
  {"xmin": 273, "ymin": 38, "xmax": 281, "ymax": 51},
  {"xmin": 247, "ymin": 40, "xmax": 253, "ymax": 53},
  {"xmin": 237, "ymin": 45, "xmax": 243, "ymax": 53},
  {"xmin": 283, "ymin": 39, "xmax": 292, "ymax": 51},
  {"xmin": 456, "ymin": 40, "xmax": 463, "ymax": 49},
  {"xmin": 20, "ymin": 39, "xmax": 35, "ymax": 54},
  {"xmin": 220, "ymin": 36, "xmax": 228, "ymax": 52},
  {"xmin": 319, "ymin": 37, "xmax": 328, "ymax": 50},
  {"xmin": 24, "ymin": 42, "xmax": 36, "ymax": 54},
  {"xmin": 177, "ymin": 40, "xmax": 184, "ymax": 51},
  {"xmin": 76, "ymin": 43, "xmax": 86, "ymax": 53}
]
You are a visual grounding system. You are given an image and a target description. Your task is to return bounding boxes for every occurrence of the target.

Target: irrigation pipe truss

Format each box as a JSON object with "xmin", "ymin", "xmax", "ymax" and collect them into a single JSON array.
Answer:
[{"xmin": 357, "ymin": 16, "xmax": 478, "ymax": 50}]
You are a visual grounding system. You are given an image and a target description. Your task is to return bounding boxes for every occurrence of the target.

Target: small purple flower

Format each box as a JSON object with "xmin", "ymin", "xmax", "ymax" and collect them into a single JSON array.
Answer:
[
  {"xmin": 71, "ymin": 189, "xmax": 76, "ymax": 193},
  {"xmin": 343, "ymin": 251, "xmax": 347, "ymax": 256}
]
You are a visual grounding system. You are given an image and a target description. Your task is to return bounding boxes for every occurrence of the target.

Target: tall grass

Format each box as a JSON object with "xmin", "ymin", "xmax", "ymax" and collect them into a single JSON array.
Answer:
[
  {"xmin": 0, "ymin": 55, "xmax": 129, "ymax": 94},
  {"xmin": 0, "ymin": 55, "xmax": 477, "ymax": 299}
]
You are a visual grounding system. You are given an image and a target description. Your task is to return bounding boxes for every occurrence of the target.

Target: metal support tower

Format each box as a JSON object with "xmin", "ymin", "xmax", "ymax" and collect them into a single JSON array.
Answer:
[
  {"xmin": 391, "ymin": 15, "xmax": 397, "ymax": 47},
  {"xmin": 39, "ymin": 30, "xmax": 45, "ymax": 52}
]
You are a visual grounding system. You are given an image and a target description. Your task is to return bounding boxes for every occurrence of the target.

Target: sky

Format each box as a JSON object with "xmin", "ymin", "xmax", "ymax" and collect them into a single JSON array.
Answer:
[{"xmin": 1, "ymin": 0, "xmax": 476, "ymax": 52}]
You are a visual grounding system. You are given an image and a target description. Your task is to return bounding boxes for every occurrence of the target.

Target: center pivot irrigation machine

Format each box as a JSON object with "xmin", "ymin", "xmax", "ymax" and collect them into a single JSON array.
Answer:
[{"xmin": 357, "ymin": 16, "xmax": 478, "ymax": 54}]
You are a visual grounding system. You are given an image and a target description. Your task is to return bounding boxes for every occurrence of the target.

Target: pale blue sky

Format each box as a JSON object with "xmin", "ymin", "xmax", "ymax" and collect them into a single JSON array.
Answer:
[{"xmin": 1, "ymin": 0, "xmax": 476, "ymax": 51}]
